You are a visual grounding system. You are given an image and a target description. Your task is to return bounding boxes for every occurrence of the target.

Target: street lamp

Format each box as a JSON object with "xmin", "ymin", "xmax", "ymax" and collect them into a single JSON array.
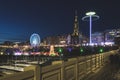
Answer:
[{"xmin": 82, "ymin": 11, "xmax": 99, "ymax": 45}]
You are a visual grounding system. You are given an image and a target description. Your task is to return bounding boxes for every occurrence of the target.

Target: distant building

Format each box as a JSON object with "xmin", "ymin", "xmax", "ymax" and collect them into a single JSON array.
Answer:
[
  {"xmin": 43, "ymin": 34, "xmax": 68, "ymax": 45},
  {"xmin": 114, "ymin": 29, "xmax": 120, "ymax": 45},
  {"xmin": 92, "ymin": 32, "xmax": 104, "ymax": 45},
  {"xmin": 43, "ymin": 36, "xmax": 58, "ymax": 45},
  {"xmin": 91, "ymin": 29, "xmax": 120, "ymax": 45},
  {"xmin": 66, "ymin": 34, "xmax": 71, "ymax": 45},
  {"xmin": 104, "ymin": 29, "xmax": 116, "ymax": 42}
]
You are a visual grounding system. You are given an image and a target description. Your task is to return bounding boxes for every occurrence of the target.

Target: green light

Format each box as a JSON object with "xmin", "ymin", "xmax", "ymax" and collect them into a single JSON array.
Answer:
[
  {"xmin": 50, "ymin": 54, "xmax": 55, "ymax": 56},
  {"xmin": 99, "ymin": 48, "xmax": 103, "ymax": 53},
  {"xmin": 80, "ymin": 48, "xmax": 84, "ymax": 53},
  {"xmin": 58, "ymin": 48, "xmax": 63, "ymax": 53}
]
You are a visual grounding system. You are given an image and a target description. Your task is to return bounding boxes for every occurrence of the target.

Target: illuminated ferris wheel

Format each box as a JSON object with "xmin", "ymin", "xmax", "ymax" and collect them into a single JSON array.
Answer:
[{"xmin": 30, "ymin": 33, "xmax": 40, "ymax": 47}]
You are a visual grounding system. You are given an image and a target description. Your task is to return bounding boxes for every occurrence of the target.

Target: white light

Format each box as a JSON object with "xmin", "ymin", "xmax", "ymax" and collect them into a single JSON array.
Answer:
[
  {"xmin": 14, "ymin": 52, "xmax": 22, "ymax": 55},
  {"xmin": 101, "ymin": 42, "xmax": 104, "ymax": 45},
  {"xmin": 33, "ymin": 39, "xmax": 37, "ymax": 45},
  {"xmin": 86, "ymin": 12, "xmax": 96, "ymax": 16},
  {"xmin": 0, "ymin": 52, "xmax": 3, "ymax": 55},
  {"xmin": 105, "ymin": 42, "xmax": 114, "ymax": 45},
  {"xmin": 89, "ymin": 43, "xmax": 94, "ymax": 46},
  {"xmin": 23, "ymin": 52, "xmax": 29, "ymax": 55}
]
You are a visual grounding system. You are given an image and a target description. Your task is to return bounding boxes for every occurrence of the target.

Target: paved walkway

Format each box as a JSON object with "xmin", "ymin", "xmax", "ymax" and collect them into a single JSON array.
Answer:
[{"xmin": 85, "ymin": 63, "xmax": 120, "ymax": 80}]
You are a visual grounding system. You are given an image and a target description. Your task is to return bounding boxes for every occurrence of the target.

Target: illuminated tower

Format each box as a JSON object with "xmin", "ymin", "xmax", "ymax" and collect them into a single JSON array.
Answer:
[
  {"xmin": 72, "ymin": 10, "xmax": 79, "ymax": 36},
  {"xmin": 71, "ymin": 10, "xmax": 80, "ymax": 44},
  {"xmin": 82, "ymin": 11, "xmax": 99, "ymax": 45}
]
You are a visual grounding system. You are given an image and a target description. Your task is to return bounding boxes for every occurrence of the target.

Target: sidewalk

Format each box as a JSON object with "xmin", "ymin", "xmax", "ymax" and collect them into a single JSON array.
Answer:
[
  {"xmin": 84, "ymin": 63, "xmax": 120, "ymax": 80},
  {"xmin": 114, "ymin": 69, "xmax": 120, "ymax": 80}
]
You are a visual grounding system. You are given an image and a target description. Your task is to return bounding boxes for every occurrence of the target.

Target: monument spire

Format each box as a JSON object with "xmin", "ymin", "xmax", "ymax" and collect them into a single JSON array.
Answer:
[{"xmin": 72, "ymin": 10, "xmax": 79, "ymax": 36}]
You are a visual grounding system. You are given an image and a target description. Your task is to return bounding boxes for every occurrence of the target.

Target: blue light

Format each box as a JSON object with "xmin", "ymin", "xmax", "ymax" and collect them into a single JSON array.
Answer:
[
  {"xmin": 90, "ymin": 15, "xmax": 92, "ymax": 45},
  {"xmin": 30, "ymin": 33, "xmax": 40, "ymax": 47},
  {"xmin": 67, "ymin": 48, "xmax": 72, "ymax": 52},
  {"xmin": 82, "ymin": 11, "xmax": 99, "ymax": 45}
]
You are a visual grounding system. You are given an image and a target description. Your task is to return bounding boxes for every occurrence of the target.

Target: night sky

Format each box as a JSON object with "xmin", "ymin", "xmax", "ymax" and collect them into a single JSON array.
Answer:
[{"xmin": 0, "ymin": 0, "xmax": 120, "ymax": 42}]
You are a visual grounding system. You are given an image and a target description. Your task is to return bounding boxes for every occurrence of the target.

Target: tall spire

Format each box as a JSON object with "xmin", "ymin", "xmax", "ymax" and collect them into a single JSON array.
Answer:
[
  {"xmin": 75, "ymin": 10, "xmax": 77, "ymax": 15},
  {"xmin": 75, "ymin": 10, "xmax": 78, "ymax": 22},
  {"xmin": 72, "ymin": 10, "xmax": 79, "ymax": 36}
]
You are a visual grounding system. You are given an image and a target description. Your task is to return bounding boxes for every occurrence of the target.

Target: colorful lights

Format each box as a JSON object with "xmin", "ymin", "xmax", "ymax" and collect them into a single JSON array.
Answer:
[
  {"xmin": 49, "ymin": 45, "xmax": 55, "ymax": 55},
  {"xmin": 50, "ymin": 53, "xmax": 56, "ymax": 56},
  {"xmin": 30, "ymin": 33, "xmax": 40, "ymax": 47},
  {"xmin": 14, "ymin": 52, "xmax": 22, "ymax": 55},
  {"xmin": 82, "ymin": 11, "xmax": 99, "ymax": 45}
]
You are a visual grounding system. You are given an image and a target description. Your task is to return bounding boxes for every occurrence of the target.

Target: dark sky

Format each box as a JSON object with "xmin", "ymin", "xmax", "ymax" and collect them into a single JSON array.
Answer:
[{"xmin": 0, "ymin": 0, "xmax": 120, "ymax": 42}]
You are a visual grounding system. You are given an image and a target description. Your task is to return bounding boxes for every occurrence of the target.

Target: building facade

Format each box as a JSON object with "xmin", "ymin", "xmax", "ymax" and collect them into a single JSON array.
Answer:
[
  {"xmin": 91, "ymin": 29, "xmax": 120, "ymax": 45},
  {"xmin": 91, "ymin": 32, "xmax": 104, "ymax": 45}
]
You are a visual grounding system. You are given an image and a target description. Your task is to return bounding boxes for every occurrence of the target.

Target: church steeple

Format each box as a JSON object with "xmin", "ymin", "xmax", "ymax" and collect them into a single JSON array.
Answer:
[{"xmin": 72, "ymin": 10, "xmax": 79, "ymax": 36}]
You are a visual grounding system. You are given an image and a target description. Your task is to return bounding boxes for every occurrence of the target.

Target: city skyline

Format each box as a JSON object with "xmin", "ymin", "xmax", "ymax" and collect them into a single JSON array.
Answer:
[{"xmin": 0, "ymin": 0, "xmax": 120, "ymax": 42}]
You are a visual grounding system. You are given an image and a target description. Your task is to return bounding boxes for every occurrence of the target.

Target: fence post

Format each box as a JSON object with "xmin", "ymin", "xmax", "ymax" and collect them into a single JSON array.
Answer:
[
  {"xmin": 24, "ymin": 65, "xmax": 40, "ymax": 80},
  {"xmin": 61, "ymin": 61, "xmax": 65, "ymax": 80},
  {"xmin": 75, "ymin": 57, "xmax": 78, "ymax": 80}
]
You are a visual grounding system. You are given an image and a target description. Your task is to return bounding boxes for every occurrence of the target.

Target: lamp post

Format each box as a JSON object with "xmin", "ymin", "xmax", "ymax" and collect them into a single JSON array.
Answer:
[{"xmin": 82, "ymin": 11, "xmax": 99, "ymax": 45}]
